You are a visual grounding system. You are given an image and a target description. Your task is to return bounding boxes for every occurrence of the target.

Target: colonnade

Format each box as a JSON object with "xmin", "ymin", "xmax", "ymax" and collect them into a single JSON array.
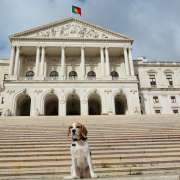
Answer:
[{"xmin": 9, "ymin": 46, "xmax": 135, "ymax": 80}]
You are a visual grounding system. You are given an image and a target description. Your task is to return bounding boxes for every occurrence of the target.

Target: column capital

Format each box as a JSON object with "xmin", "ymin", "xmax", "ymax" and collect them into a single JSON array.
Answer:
[
  {"xmin": 61, "ymin": 46, "xmax": 66, "ymax": 49},
  {"xmin": 11, "ymin": 45, "xmax": 15, "ymax": 49}
]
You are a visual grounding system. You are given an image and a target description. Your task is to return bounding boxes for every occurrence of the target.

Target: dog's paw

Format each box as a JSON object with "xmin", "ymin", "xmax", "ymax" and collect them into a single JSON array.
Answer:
[
  {"xmin": 91, "ymin": 173, "xmax": 98, "ymax": 178},
  {"xmin": 64, "ymin": 176, "xmax": 78, "ymax": 179}
]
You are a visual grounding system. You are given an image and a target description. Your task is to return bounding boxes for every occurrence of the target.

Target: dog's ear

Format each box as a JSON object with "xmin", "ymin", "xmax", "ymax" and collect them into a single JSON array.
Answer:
[{"xmin": 80, "ymin": 124, "xmax": 88, "ymax": 139}]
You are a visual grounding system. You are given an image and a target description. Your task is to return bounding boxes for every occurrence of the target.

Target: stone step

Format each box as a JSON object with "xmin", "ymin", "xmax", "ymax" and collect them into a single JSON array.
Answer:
[
  {"xmin": 1, "ymin": 141, "xmax": 180, "ymax": 150},
  {"xmin": 0, "ymin": 174, "xmax": 179, "ymax": 180},
  {"xmin": 0, "ymin": 134, "xmax": 179, "ymax": 138},
  {"xmin": 1, "ymin": 115, "xmax": 180, "ymax": 179},
  {"xmin": 2, "ymin": 156, "xmax": 180, "ymax": 168},
  {"xmin": 1, "ymin": 144, "xmax": 180, "ymax": 152},
  {"xmin": 1, "ymin": 163, "xmax": 180, "ymax": 177},
  {"xmin": 1, "ymin": 139, "xmax": 180, "ymax": 147},
  {"xmin": 2, "ymin": 151, "xmax": 180, "ymax": 162},
  {"xmin": 1, "ymin": 147, "xmax": 180, "ymax": 157}
]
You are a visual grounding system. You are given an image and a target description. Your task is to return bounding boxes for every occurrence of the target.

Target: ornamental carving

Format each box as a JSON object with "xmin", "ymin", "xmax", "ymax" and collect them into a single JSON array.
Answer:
[
  {"xmin": 34, "ymin": 89, "xmax": 43, "ymax": 94},
  {"xmin": 130, "ymin": 89, "xmax": 137, "ymax": 94},
  {"xmin": 7, "ymin": 89, "xmax": 16, "ymax": 95},
  {"xmin": 27, "ymin": 22, "xmax": 118, "ymax": 40}
]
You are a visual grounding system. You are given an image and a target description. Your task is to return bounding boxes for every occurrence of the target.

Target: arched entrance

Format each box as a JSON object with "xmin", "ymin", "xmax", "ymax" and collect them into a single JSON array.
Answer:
[
  {"xmin": 88, "ymin": 93, "xmax": 101, "ymax": 115},
  {"xmin": 114, "ymin": 93, "xmax": 127, "ymax": 115},
  {"xmin": 16, "ymin": 94, "xmax": 31, "ymax": 116},
  {"xmin": 44, "ymin": 94, "xmax": 58, "ymax": 116},
  {"xmin": 66, "ymin": 93, "xmax": 80, "ymax": 115}
]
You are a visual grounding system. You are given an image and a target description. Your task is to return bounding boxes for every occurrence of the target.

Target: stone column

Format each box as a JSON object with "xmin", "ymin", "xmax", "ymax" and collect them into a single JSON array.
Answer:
[
  {"xmin": 61, "ymin": 47, "xmax": 65, "ymax": 80},
  {"xmin": 40, "ymin": 47, "xmax": 45, "ymax": 79},
  {"xmin": 9, "ymin": 46, "xmax": 15, "ymax": 76},
  {"xmin": 81, "ymin": 47, "xmax": 85, "ymax": 80},
  {"xmin": 124, "ymin": 48, "xmax": 130, "ymax": 76},
  {"xmin": 105, "ymin": 47, "xmax": 110, "ymax": 77},
  {"xmin": 81, "ymin": 90, "xmax": 88, "ymax": 115},
  {"xmin": 128, "ymin": 48, "xmax": 135, "ymax": 76},
  {"xmin": 14, "ymin": 46, "xmax": 20, "ymax": 78},
  {"xmin": 100, "ymin": 47, "xmax": 105, "ymax": 78},
  {"xmin": 35, "ymin": 47, "xmax": 40, "ymax": 78},
  {"xmin": 58, "ymin": 91, "xmax": 66, "ymax": 116}
]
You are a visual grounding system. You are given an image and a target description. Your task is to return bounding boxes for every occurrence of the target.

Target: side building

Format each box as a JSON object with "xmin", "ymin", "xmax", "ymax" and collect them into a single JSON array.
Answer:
[
  {"xmin": 134, "ymin": 58, "xmax": 180, "ymax": 115},
  {"xmin": 0, "ymin": 59, "xmax": 9, "ymax": 116}
]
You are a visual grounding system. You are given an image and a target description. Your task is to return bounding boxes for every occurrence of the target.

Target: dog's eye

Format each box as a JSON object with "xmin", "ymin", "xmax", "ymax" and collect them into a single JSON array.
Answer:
[
  {"xmin": 69, "ymin": 126, "xmax": 73, "ymax": 129},
  {"xmin": 76, "ymin": 126, "xmax": 80, "ymax": 128}
]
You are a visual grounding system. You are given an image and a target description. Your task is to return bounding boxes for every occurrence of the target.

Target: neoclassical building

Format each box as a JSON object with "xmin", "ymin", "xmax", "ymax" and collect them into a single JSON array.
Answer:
[{"xmin": 0, "ymin": 18, "xmax": 180, "ymax": 116}]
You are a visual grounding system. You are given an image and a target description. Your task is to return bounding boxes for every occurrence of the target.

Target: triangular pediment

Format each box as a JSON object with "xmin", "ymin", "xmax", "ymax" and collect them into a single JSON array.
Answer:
[{"xmin": 10, "ymin": 18, "xmax": 133, "ymax": 41}]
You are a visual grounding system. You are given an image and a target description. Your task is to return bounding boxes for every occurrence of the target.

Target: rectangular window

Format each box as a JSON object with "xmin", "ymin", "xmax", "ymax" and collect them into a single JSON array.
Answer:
[
  {"xmin": 170, "ymin": 96, "xmax": 176, "ymax": 103},
  {"xmin": 1, "ymin": 97, "xmax": 4, "ymax": 104},
  {"xmin": 136, "ymin": 74, "xmax": 139, "ymax": 80},
  {"xmin": 3, "ymin": 74, "xmax": 8, "ymax": 81},
  {"xmin": 149, "ymin": 74, "xmax": 156, "ymax": 87},
  {"xmin": 166, "ymin": 74, "xmax": 173, "ymax": 87},
  {"xmin": 139, "ymin": 96, "xmax": 142, "ymax": 103},
  {"xmin": 153, "ymin": 96, "xmax": 159, "ymax": 103},
  {"xmin": 155, "ymin": 109, "xmax": 161, "ymax": 114},
  {"xmin": 173, "ymin": 109, "xmax": 179, "ymax": 114}
]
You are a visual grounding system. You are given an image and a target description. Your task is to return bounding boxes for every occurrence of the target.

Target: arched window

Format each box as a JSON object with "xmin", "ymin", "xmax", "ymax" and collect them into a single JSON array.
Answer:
[
  {"xmin": 111, "ymin": 71, "xmax": 119, "ymax": 80},
  {"xmin": 25, "ymin": 71, "xmax": 34, "ymax": 80},
  {"xmin": 49, "ymin": 71, "xmax": 59, "ymax": 80},
  {"xmin": 69, "ymin": 71, "xmax": 78, "ymax": 80},
  {"xmin": 87, "ymin": 71, "xmax": 96, "ymax": 80}
]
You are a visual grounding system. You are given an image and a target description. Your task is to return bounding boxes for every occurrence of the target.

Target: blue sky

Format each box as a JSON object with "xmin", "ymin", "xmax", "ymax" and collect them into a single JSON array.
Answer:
[{"xmin": 0, "ymin": 0, "xmax": 180, "ymax": 61}]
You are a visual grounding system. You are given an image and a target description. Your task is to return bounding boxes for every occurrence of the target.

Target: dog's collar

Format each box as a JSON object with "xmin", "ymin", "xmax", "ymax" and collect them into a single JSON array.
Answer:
[
  {"xmin": 72, "ymin": 138, "xmax": 77, "ymax": 142},
  {"xmin": 72, "ymin": 137, "xmax": 87, "ymax": 142}
]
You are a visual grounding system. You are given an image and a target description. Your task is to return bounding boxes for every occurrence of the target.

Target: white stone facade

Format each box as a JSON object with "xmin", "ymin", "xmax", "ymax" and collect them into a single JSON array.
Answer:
[
  {"xmin": 134, "ymin": 59, "xmax": 180, "ymax": 115},
  {"xmin": 0, "ymin": 18, "xmax": 179, "ymax": 116}
]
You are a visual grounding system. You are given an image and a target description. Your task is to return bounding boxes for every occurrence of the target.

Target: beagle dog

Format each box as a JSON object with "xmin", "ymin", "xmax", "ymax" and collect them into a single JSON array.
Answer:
[{"xmin": 65, "ymin": 122, "xmax": 97, "ymax": 179}]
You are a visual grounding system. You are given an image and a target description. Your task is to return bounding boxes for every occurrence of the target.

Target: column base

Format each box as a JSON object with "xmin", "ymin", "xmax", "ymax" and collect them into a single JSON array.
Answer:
[
  {"xmin": 10, "ymin": 75, "xmax": 18, "ymax": 80},
  {"xmin": 38, "ymin": 76, "xmax": 45, "ymax": 80},
  {"xmin": 34, "ymin": 76, "xmax": 42, "ymax": 80}
]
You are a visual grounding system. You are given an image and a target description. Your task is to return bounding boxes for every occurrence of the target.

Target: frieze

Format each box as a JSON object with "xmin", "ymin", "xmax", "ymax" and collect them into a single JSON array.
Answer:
[{"xmin": 27, "ymin": 22, "xmax": 118, "ymax": 40}]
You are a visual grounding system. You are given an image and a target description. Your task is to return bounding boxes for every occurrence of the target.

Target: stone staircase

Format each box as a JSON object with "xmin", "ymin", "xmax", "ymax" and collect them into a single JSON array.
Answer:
[{"xmin": 0, "ymin": 115, "xmax": 180, "ymax": 179}]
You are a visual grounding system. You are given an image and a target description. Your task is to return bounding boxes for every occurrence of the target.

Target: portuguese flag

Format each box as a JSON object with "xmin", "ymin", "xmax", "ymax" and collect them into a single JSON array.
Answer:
[{"xmin": 72, "ymin": 5, "xmax": 82, "ymax": 16}]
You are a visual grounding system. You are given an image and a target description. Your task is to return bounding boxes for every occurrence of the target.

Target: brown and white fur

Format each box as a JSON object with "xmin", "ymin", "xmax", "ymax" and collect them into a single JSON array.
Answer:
[{"xmin": 65, "ymin": 122, "xmax": 97, "ymax": 179}]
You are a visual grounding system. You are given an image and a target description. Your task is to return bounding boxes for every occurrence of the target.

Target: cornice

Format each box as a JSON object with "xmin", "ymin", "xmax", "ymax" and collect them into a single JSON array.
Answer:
[
  {"xmin": 4, "ymin": 79, "xmax": 138, "ymax": 84},
  {"xmin": 140, "ymin": 87, "xmax": 180, "ymax": 91},
  {"xmin": 134, "ymin": 63, "xmax": 180, "ymax": 67},
  {"xmin": 11, "ymin": 37, "xmax": 132, "ymax": 43}
]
